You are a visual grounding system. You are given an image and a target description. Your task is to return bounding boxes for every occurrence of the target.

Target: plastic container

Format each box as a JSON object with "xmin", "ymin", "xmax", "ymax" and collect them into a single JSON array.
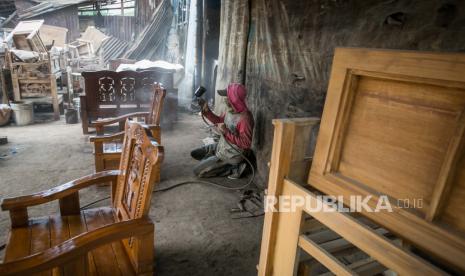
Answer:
[{"xmin": 10, "ymin": 101, "xmax": 34, "ymax": 126}]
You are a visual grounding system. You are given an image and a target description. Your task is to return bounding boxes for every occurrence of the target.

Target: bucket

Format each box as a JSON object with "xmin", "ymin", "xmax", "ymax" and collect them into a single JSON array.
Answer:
[
  {"xmin": 10, "ymin": 101, "xmax": 34, "ymax": 126},
  {"xmin": 73, "ymin": 98, "xmax": 81, "ymax": 120},
  {"xmin": 65, "ymin": 108, "xmax": 78, "ymax": 124}
]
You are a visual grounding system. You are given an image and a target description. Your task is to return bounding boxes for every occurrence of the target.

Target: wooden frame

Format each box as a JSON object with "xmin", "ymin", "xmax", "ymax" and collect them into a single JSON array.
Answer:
[
  {"xmin": 258, "ymin": 48, "xmax": 465, "ymax": 275},
  {"xmin": 0, "ymin": 121, "xmax": 164, "ymax": 275}
]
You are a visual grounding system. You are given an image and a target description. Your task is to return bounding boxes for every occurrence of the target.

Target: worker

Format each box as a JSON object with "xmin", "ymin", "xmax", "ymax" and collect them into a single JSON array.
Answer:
[{"xmin": 191, "ymin": 83, "xmax": 254, "ymax": 179}]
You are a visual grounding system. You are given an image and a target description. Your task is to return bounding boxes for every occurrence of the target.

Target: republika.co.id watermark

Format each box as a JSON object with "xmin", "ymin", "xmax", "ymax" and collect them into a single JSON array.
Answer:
[{"xmin": 264, "ymin": 195, "xmax": 423, "ymax": 213}]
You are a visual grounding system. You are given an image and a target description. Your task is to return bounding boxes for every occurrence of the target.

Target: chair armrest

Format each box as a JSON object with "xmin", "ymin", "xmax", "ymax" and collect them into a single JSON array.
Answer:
[
  {"xmin": 89, "ymin": 131, "xmax": 125, "ymax": 143},
  {"xmin": 1, "ymin": 170, "xmax": 120, "ymax": 211},
  {"xmin": 142, "ymin": 124, "xmax": 161, "ymax": 143},
  {"xmin": 92, "ymin": 112, "xmax": 150, "ymax": 127},
  {"xmin": 0, "ymin": 218, "xmax": 153, "ymax": 275}
]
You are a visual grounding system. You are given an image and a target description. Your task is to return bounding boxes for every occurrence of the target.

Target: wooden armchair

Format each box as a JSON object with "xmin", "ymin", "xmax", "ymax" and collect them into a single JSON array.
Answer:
[
  {"xmin": 0, "ymin": 121, "xmax": 164, "ymax": 275},
  {"xmin": 90, "ymin": 83, "xmax": 166, "ymax": 173}
]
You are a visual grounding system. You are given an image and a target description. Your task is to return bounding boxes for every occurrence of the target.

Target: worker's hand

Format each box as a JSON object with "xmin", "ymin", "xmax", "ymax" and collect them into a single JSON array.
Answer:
[
  {"xmin": 198, "ymin": 98, "xmax": 209, "ymax": 112},
  {"xmin": 216, "ymin": 123, "xmax": 227, "ymax": 134}
]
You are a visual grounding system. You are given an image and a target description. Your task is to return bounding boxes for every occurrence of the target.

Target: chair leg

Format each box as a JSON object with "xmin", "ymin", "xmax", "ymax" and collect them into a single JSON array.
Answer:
[
  {"xmin": 135, "ymin": 227, "xmax": 155, "ymax": 275},
  {"xmin": 80, "ymin": 96, "xmax": 89, "ymax": 134},
  {"xmin": 94, "ymin": 142, "xmax": 104, "ymax": 173}
]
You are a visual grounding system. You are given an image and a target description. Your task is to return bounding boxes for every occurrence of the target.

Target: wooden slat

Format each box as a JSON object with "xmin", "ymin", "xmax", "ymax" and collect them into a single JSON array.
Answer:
[
  {"xmin": 67, "ymin": 214, "xmax": 93, "ymax": 276},
  {"xmin": 4, "ymin": 226, "xmax": 31, "ymax": 262},
  {"xmin": 319, "ymin": 258, "xmax": 387, "ymax": 276},
  {"xmin": 84, "ymin": 208, "xmax": 122, "ymax": 276},
  {"xmin": 50, "ymin": 215, "xmax": 70, "ymax": 276},
  {"xmin": 298, "ymin": 235, "xmax": 353, "ymax": 276},
  {"xmin": 30, "ymin": 218, "xmax": 52, "ymax": 276},
  {"xmin": 99, "ymin": 208, "xmax": 135, "ymax": 275}
]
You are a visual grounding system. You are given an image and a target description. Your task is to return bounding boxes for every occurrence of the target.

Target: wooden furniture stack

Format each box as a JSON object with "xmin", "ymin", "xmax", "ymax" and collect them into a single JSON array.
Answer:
[
  {"xmin": 4, "ymin": 20, "xmax": 62, "ymax": 120},
  {"xmin": 90, "ymin": 83, "xmax": 166, "ymax": 173},
  {"xmin": 258, "ymin": 48, "xmax": 465, "ymax": 275},
  {"xmin": 0, "ymin": 121, "xmax": 164, "ymax": 275}
]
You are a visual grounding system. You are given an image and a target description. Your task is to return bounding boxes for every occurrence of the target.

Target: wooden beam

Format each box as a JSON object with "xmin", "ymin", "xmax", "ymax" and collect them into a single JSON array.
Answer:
[
  {"xmin": 298, "ymin": 235, "xmax": 353, "ymax": 276},
  {"xmin": 258, "ymin": 118, "xmax": 320, "ymax": 276}
]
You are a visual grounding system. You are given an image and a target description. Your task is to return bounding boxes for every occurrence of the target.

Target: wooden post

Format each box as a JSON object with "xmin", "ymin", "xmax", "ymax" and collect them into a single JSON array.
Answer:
[
  {"xmin": 59, "ymin": 192, "xmax": 81, "ymax": 216},
  {"xmin": 10, "ymin": 208, "xmax": 28, "ymax": 228},
  {"xmin": 258, "ymin": 118, "xmax": 319, "ymax": 276}
]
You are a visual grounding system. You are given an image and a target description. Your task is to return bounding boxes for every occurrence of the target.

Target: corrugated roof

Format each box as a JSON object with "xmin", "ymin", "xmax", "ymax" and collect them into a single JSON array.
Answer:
[
  {"xmin": 124, "ymin": 0, "xmax": 173, "ymax": 60},
  {"xmin": 101, "ymin": 36, "xmax": 128, "ymax": 64},
  {"xmin": 18, "ymin": 0, "xmax": 89, "ymax": 19}
]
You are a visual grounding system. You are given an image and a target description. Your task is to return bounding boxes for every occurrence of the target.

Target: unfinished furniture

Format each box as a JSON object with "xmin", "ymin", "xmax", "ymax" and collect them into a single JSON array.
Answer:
[
  {"xmin": 258, "ymin": 48, "xmax": 465, "ymax": 275},
  {"xmin": 90, "ymin": 83, "xmax": 166, "ymax": 173},
  {"xmin": 4, "ymin": 20, "xmax": 61, "ymax": 120},
  {"xmin": 0, "ymin": 121, "xmax": 164, "ymax": 275},
  {"xmin": 80, "ymin": 70, "xmax": 163, "ymax": 134},
  {"xmin": 65, "ymin": 26, "xmax": 109, "ymax": 74}
]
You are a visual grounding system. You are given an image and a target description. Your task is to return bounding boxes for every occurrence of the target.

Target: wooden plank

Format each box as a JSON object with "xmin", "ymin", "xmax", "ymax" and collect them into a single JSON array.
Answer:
[
  {"xmin": 298, "ymin": 235, "xmax": 353, "ymax": 276},
  {"xmin": 4, "ymin": 225, "xmax": 31, "ymax": 262},
  {"xmin": 30, "ymin": 218, "xmax": 52, "ymax": 276},
  {"xmin": 319, "ymin": 258, "xmax": 386, "ymax": 276},
  {"xmin": 50, "ymin": 215, "xmax": 70, "ymax": 276},
  {"xmin": 99, "ymin": 208, "xmax": 136, "ymax": 275},
  {"xmin": 84, "ymin": 208, "xmax": 122, "ymax": 276},
  {"xmin": 67, "ymin": 214, "xmax": 93, "ymax": 276}
]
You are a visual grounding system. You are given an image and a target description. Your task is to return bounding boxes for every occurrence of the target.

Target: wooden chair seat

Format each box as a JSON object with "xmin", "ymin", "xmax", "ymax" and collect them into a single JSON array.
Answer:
[
  {"xmin": 4, "ymin": 207, "xmax": 136, "ymax": 275},
  {"xmin": 103, "ymin": 142, "xmax": 123, "ymax": 153}
]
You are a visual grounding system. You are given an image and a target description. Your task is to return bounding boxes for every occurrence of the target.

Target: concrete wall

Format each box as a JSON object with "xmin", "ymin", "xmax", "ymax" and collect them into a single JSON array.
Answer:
[{"xmin": 216, "ymin": 0, "xmax": 465, "ymax": 186}]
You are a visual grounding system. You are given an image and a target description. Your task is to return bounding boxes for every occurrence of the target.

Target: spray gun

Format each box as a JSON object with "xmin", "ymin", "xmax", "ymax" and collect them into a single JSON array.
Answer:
[{"xmin": 194, "ymin": 86, "xmax": 207, "ymax": 99}]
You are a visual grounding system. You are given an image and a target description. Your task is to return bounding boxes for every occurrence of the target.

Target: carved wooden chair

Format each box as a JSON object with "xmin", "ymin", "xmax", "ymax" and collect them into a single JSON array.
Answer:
[
  {"xmin": 0, "ymin": 121, "xmax": 164, "ymax": 275},
  {"xmin": 90, "ymin": 83, "xmax": 166, "ymax": 173}
]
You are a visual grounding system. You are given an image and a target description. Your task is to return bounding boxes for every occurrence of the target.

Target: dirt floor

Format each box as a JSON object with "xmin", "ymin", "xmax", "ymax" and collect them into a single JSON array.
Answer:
[{"xmin": 0, "ymin": 111, "xmax": 263, "ymax": 275}]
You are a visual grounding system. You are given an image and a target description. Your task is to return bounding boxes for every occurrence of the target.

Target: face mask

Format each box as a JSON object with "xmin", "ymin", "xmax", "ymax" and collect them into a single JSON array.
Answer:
[{"xmin": 225, "ymin": 98, "xmax": 234, "ymax": 113}]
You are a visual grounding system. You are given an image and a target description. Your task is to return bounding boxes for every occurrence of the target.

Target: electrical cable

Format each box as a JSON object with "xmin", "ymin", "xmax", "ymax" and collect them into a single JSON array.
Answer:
[{"xmin": 80, "ymin": 196, "xmax": 111, "ymax": 210}]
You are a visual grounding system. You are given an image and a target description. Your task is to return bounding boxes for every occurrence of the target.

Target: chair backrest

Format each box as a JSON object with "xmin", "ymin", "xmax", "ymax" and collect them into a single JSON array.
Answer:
[
  {"xmin": 81, "ymin": 70, "xmax": 161, "ymax": 120},
  {"xmin": 112, "ymin": 121, "xmax": 163, "ymax": 272},
  {"xmin": 113, "ymin": 121, "xmax": 163, "ymax": 221},
  {"xmin": 147, "ymin": 83, "xmax": 166, "ymax": 125}
]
